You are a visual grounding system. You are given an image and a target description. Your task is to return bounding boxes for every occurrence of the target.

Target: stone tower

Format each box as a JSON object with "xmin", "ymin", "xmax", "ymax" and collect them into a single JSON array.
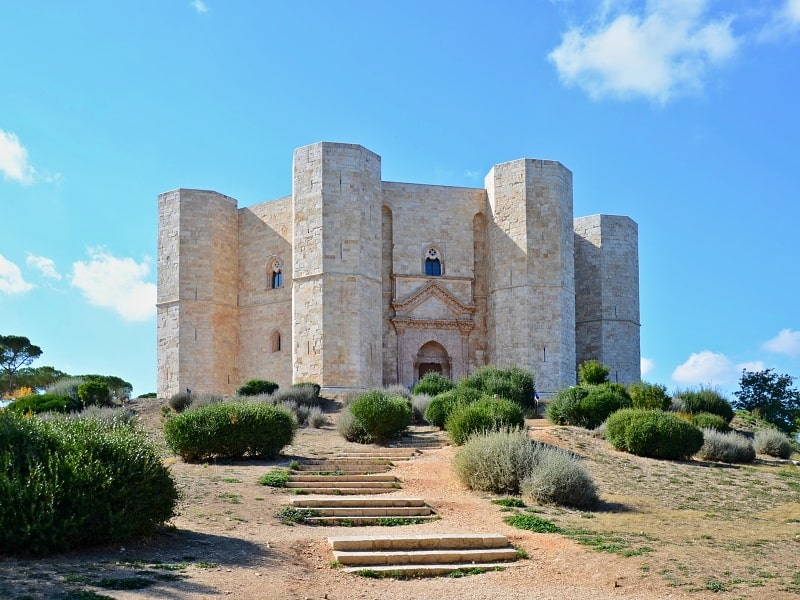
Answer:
[
  {"xmin": 485, "ymin": 159, "xmax": 576, "ymax": 395},
  {"xmin": 156, "ymin": 189, "xmax": 239, "ymax": 398},
  {"xmin": 291, "ymin": 143, "xmax": 383, "ymax": 391},
  {"xmin": 574, "ymin": 214, "xmax": 641, "ymax": 384}
]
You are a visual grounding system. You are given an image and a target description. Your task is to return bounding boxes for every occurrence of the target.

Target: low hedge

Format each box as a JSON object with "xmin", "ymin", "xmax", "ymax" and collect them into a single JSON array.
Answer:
[
  {"xmin": 0, "ymin": 411, "xmax": 178, "ymax": 555},
  {"xmin": 424, "ymin": 387, "xmax": 482, "ymax": 428},
  {"xmin": 459, "ymin": 366, "xmax": 536, "ymax": 409},
  {"xmin": 605, "ymin": 408, "xmax": 704, "ymax": 460},
  {"xmin": 446, "ymin": 396, "xmax": 525, "ymax": 445},
  {"xmin": 339, "ymin": 390, "xmax": 412, "ymax": 444},
  {"xmin": 675, "ymin": 388, "xmax": 734, "ymax": 423},
  {"xmin": 412, "ymin": 372, "xmax": 455, "ymax": 397},
  {"xmin": 236, "ymin": 379, "xmax": 279, "ymax": 396},
  {"xmin": 164, "ymin": 401, "xmax": 296, "ymax": 461},
  {"xmin": 8, "ymin": 393, "xmax": 81, "ymax": 415}
]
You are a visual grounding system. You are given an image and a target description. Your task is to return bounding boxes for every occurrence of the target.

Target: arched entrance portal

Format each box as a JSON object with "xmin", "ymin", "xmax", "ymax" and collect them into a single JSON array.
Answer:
[{"xmin": 415, "ymin": 341, "xmax": 451, "ymax": 382}]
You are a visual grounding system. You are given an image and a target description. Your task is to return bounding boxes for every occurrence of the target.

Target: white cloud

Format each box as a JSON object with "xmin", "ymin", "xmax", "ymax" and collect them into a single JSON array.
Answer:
[
  {"xmin": 191, "ymin": 0, "xmax": 209, "ymax": 14},
  {"xmin": 0, "ymin": 254, "xmax": 34, "ymax": 294},
  {"xmin": 640, "ymin": 357, "xmax": 655, "ymax": 376},
  {"xmin": 671, "ymin": 350, "xmax": 761, "ymax": 385},
  {"xmin": 758, "ymin": 0, "xmax": 800, "ymax": 41},
  {"xmin": 762, "ymin": 328, "xmax": 800, "ymax": 357},
  {"xmin": 0, "ymin": 129, "xmax": 36, "ymax": 185},
  {"xmin": 548, "ymin": 0, "xmax": 738, "ymax": 103},
  {"xmin": 71, "ymin": 248, "xmax": 156, "ymax": 321},
  {"xmin": 26, "ymin": 254, "xmax": 62, "ymax": 280}
]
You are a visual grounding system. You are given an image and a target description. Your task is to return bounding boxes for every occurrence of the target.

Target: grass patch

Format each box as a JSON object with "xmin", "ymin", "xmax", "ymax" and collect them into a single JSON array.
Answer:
[
  {"xmin": 375, "ymin": 517, "xmax": 438, "ymax": 526},
  {"xmin": 491, "ymin": 497, "xmax": 526, "ymax": 508},
  {"xmin": 259, "ymin": 468, "xmax": 290, "ymax": 487},
  {"xmin": 504, "ymin": 514, "xmax": 561, "ymax": 533},
  {"xmin": 277, "ymin": 506, "xmax": 317, "ymax": 525},
  {"xmin": 217, "ymin": 493, "xmax": 242, "ymax": 504}
]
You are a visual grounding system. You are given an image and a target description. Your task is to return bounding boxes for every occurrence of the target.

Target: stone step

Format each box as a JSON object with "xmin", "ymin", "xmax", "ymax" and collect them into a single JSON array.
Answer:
[
  {"xmin": 288, "ymin": 474, "xmax": 397, "ymax": 483},
  {"xmin": 306, "ymin": 515, "xmax": 439, "ymax": 526},
  {"xmin": 286, "ymin": 480, "xmax": 398, "ymax": 489},
  {"xmin": 292, "ymin": 497, "xmax": 426, "ymax": 508},
  {"xmin": 292, "ymin": 464, "xmax": 391, "ymax": 474},
  {"xmin": 291, "ymin": 487, "xmax": 396, "ymax": 495},
  {"xmin": 329, "ymin": 533, "xmax": 511, "ymax": 552},
  {"xmin": 298, "ymin": 506, "xmax": 433, "ymax": 517},
  {"xmin": 333, "ymin": 547, "xmax": 518, "ymax": 567},
  {"xmin": 340, "ymin": 562, "xmax": 513, "ymax": 576}
]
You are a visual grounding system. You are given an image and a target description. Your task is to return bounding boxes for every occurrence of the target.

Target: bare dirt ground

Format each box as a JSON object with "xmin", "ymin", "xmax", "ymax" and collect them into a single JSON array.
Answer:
[{"xmin": 1, "ymin": 398, "xmax": 799, "ymax": 600}]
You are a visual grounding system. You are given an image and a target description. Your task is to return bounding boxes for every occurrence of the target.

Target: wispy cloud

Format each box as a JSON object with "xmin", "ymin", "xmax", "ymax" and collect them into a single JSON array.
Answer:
[
  {"xmin": 762, "ymin": 328, "xmax": 800, "ymax": 357},
  {"xmin": 0, "ymin": 254, "xmax": 34, "ymax": 294},
  {"xmin": 26, "ymin": 254, "xmax": 62, "ymax": 280},
  {"xmin": 191, "ymin": 0, "xmax": 209, "ymax": 14},
  {"xmin": 71, "ymin": 248, "xmax": 156, "ymax": 321},
  {"xmin": 671, "ymin": 350, "xmax": 763, "ymax": 386},
  {"xmin": 758, "ymin": 0, "xmax": 800, "ymax": 42},
  {"xmin": 640, "ymin": 357, "xmax": 655, "ymax": 376},
  {"xmin": 0, "ymin": 130, "xmax": 36, "ymax": 185},
  {"xmin": 548, "ymin": 0, "xmax": 738, "ymax": 104}
]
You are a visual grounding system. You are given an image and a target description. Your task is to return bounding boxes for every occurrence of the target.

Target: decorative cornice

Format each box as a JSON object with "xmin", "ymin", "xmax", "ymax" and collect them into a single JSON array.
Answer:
[
  {"xmin": 391, "ymin": 317, "xmax": 474, "ymax": 334},
  {"xmin": 392, "ymin": 281, "xmax": 476, "ymax": 317}
]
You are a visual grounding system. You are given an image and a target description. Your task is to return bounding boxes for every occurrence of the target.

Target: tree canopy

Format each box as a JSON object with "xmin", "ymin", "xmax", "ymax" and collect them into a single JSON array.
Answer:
[
  {"xmin": 733, "ymin": 369, "xmax": 800, "ymax": 435},
  {"xmin": 1, "ymin": 335, "xmax": 43, "ymax": 395}
]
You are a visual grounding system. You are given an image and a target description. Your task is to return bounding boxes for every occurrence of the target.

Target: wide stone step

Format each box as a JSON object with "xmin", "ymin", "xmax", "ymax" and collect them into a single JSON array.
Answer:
[
  {"xmin": 292, "ymin": 497, "xmax": 426, "ymax": 508},
  {"xmin": 301, "ymin": 506, "xmax": 433, "ymax": 517},
  {"xmin": 288, "ymin": 474, "xmax": 397, "ymax": 483},
  {"xmin": 292, "ymin": 466, "xmax": 390, "ymax": 474},
  {"xmin": 291, "ymin": 487, "xmax": 396, "ymax": 495},
  {"xmin": 340, "ymin": 562, "xmax": 513, "ymax": 576},
  {"xmin": 306, "ymin": 515, "xmax": 439, "ymax": 526},
  {"xmin": 286, "ymin": 480, "xmax": 398, "ymax": 489},
  {"xmin": 333, "ymin": 547, "xmax": 518, "ymax": 566},
  {"xmin": 329, "ymin": 533, "xmax": 511, "ymax": 552}
]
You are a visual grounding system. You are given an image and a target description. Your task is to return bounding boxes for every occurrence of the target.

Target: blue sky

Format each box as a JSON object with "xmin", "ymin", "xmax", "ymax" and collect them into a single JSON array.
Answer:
[{"xmin": 1, "ymin": 0, "xmax": 799, "ymax": 397}]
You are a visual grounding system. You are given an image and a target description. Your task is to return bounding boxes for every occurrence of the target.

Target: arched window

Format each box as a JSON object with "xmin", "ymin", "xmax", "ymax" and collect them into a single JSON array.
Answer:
[
  {"xmin": 269, "ymin": 258, "xmax": 283, "ymax": 289},
  {"xmin": 271, "ymin": 330, "xmax": 281, "ymax": 353},
  {"xmin": 423, "ymin": 246, "xmax": 442, "ymax": 276}
]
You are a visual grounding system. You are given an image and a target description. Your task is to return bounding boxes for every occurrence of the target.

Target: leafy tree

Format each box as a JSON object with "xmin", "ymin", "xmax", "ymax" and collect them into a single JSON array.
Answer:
[
  {"xmin": 78, "ymin": 374, "xmax": 132, "ymax": 401},
  {"xmin": 77, "ymin": 380, "xmax": 112, "ymax": 408},
  {"xmin": 2, "ymin": 366, "xmax": 69, "ymax": 393},
  {"xmin": 733, "ymin": 369, "xmax": 800, "ymax": 435},
  {"xmin": 0, "ymin": 335, "xmax": 43, "ymax": 395},
  {"xmin": 578, "ymin": 360, "xmax": 610, "ymax": 385}
]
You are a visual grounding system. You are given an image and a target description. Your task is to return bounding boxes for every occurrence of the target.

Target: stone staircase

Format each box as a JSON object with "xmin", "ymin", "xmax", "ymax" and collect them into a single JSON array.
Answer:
[
  {"xmin": 289, "ymin": 496, "xmax": 437, "ymax": 526},
  {"xmin": 286, "ymin": 473, "xmax": 401, "ymax": 495},
  {"xmin": 329, "ymin": 533, "xmax": 520, "ymax": 576}
]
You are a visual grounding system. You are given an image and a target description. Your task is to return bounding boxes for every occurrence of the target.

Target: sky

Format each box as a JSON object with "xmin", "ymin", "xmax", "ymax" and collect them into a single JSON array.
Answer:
[{"xmin": 1, "ymin": 0, "xmax": 799, "ymax": 398}]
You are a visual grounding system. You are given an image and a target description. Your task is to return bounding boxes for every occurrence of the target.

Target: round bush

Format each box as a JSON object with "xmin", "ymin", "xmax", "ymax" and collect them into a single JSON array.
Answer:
[
  {"xmin": 629, "ymin": 381, "xmax": 671, "ymax": 411},
  {"xmin": 546, "ymin": 383, "xmax": 630, "ymax": 429},
  {"xmin": 546, "ymin": 386, "xmax": 589, "ymax": 425},
  {"xmin": 675, "ymin": 388, "xmax": 734, "ymax": 423},
  {"xmin": 424, "ymin": 387, "xmax": 482, "ymax": 428},
  {"xmin": 168, "ymin": 391, "xmax": 192, "ymax": 412},
  {"xmin": 412, "ymin": 372, "xmax": 455, "ymax": 397},
  {"xmin": 696, "ymin": 429, "xmax": 755, "ymax": 463},
  {"xmin": 578, "ymin": 360, "xmax": 610, "ymax": 385},
  {"xmin": 521, "ymin": 447, "xmax": 598, "ymax": 508},
  {"xmin": 236, "ymin": 379, "xmax": 279, "ymax": 396},
  {"xmin": 460, "ymin": 366, "xmax": 536, "ymax": 409},
  {"xmin": 446, "ymin": 396, "xmax": 524, "ymax": 445},
  {"xmin": 688, "ymin": 412, "xmax": 730, "ymax": 432},
  {"xmin": 0, "ymin": 411, "xmax": 178, "ymax": 555},
  {"xmin": 77, "ymin": 380, "xmax": 111, "ymax": 408},
  {"xmin": 605, "ymin": 408, "xmax": 704, "ymax": 460},
  {"xmin": 342, "ymin": 390, "xmax": 412, "ymax": 444},
  {"xmin": 8, "ymin": 393, "xmax": 80, "ymax": 414},
  {"xmin": 453, "ymin": 428, "xmax": 538, "ymax": 494},
  {"xmin": 754, "ymin": 429, "xmax": 793, "ymax": 459},
  {"xmin": 163, "ymin": 401, "xmax": 296, "ymax": 461}
]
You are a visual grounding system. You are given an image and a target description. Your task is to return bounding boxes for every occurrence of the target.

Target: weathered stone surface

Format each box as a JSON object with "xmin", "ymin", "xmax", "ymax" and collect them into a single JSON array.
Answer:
[{"xmin": 157, "ymin": 142, "xmax": 640, "ymax": 398}]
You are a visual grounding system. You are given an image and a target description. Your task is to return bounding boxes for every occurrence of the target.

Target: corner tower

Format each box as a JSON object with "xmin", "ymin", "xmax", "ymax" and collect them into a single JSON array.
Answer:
[
  {"xmin": 574, "ymin": 214, "xmax": 640, "ymax": 384},
  {"xmin": 291, "ymin": 143, "xmax": 383, "ymax": 391},
  {"xmin": 485, "ymin": 159, "xmax": 576, "ymax": 395}
]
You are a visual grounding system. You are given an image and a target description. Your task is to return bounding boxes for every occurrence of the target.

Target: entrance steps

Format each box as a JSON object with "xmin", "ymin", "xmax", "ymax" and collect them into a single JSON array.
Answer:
[
  {"xmin": 287, "ymin": 473, "xmax": 401, "ymax": 495},
  {"xmin": 292, "ymin": 459, "xmax": 393, "ymax": 474},
  {"xmin": 329, "ymin": 533, "xmax": 520, "ymax": 576},
  {"xmin": 290, "ymin": 496, "xmax": 437, "ymax": 526}
]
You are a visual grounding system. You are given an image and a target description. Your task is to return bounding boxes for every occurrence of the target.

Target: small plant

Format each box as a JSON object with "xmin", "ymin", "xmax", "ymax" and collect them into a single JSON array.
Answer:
[
  {"xmin": 687, "ymin": 412, "xmax": 730, "ymax": 432},
  {"xmin": 77, "ymin": 380, "xmax": 111, "ymax": 408},
  {"xmin": 754, "ymin": 428, "xmax": 793, "ymax": 459},
  {"xmin": 628, "ymin": 381, "xmax": 671, "ymax": 411},
  {"xmin": 7, "ymin": 393, "xmax": 80, "ymax": 414},
  {"xmin": 259, "ymin": 468, "xmax": 290, "ymax": 487},
  {"xmin": 491, "ymin": 497, "xmax": 527, "ymax": 508},
  {"xmin": 412, "ymin": 372, "xmax": 455, "ymax": 397},
  {"xmin": 578, "ymin": 360, "xmax": 610, "ymax": 385},
  {"xmin": 168, "ymin": 391, "xmax": 192, "ymax": 412},
  {"xmin": 445, "ymin": 396, "xmax": 524, "ymax": 445},
  {"xmin": 605, "ymin": 408, "xmax": 704, "ymax": 460},
  {"xmin": 520, "ymin": 446, "xmax": 598, "ymax": 508},
  {"xmin": 236, "ymin": 379, "xmax": 279, "ymax": 396},
  {"xmin": 674, "ymin": 387, "xmax": 734, "ymax": 423},
  {"xmin": 277, "ymin": 506, "xmax": 316, "ymax": 525},
  {"xmin": 504, "ymin": 514, "xmax": 561, "ymax": 533},
  {"xmin": 307, "ymin": 406, "xmax": 326, "ymax": 428},
  {"xmin": 546, "ymin": 383, "xmax": 630, "ymax": 429},
  {"xmin": 459, "ymin": 365, "xmax": 536, "ymax": 409},
  {"xmin": 410, "ymin": 393, "xmax": 432, "ymax": 424},
  {"xmin": 696, "ymin": 429, "xmax": 755, "ymax": 463},
  {"xmin": 272, "ymin": 384, "xmax": 320, "ymax": 407},
  {"xmin": 338, "ymin": 389, "xmax": 412, "ymax": 444},
  {"xmin": 453, "ymin": 428, "xmax": 538, "ymax": 494},
  {"xmin": 424, "ymin": 387, "xmax": 482, "ymax": 428}
]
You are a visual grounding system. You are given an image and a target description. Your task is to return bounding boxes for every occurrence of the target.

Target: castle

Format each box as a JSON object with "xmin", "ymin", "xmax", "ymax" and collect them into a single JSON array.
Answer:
[{"xmin": 157, "ymin": 142, "xmax": 640, "ymax": 399}]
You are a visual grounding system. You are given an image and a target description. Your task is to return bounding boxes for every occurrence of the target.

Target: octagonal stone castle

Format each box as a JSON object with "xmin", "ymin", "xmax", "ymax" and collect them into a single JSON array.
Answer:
[{"xmin": 157, "ymin": 142, "xmax": 640, "ymax": 398}]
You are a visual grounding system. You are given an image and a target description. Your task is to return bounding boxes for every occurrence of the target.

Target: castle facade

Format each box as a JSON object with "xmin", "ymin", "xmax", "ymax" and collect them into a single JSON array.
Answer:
[{"xmin": 157, "ymin": 142, "xmax": 640, "ymax": 398}]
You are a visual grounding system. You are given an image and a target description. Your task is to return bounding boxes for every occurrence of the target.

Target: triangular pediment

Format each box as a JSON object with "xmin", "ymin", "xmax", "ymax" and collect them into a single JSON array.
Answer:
[{"xmin": 392, "ymin": 281, "xmax": 476, "ymax": 320}]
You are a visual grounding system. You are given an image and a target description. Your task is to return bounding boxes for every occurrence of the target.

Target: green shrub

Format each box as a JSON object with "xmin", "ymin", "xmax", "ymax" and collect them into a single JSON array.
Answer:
[
  {"xmin": 460, "ymin": 366, "xmax": 536, "ymax": 409},
  {"xmin": 446, "ymin": 396, "xmax": 524, "ymax": 445},
  {"xmin": 8, "ymin": 393, "xmax": 80, "ymax": 414},
  {"xmin": 163, "ymin": 401, "xmax": 296, "ymax": 461},
  {"xmin": 137, "ymin": 392, "xmax": 157, "ymax": 398},
  {"xmin": 696, "ymin": 429, "xmax": 755, "ymax": 463},
  {"xmin": 77, "ymin": 380, "xmax": 111, "ymax": 408},
  {"xmin": 259, "ymin": 467, "xmax": 289, "ymax": 487},
  {"xmin": 412, "ymin": 372, "xmax": 455, "ymax": 397},
  {"xmin": 45, "ymin": 377, "xmax": 85, "ymax": 400},
  {"xmin": 453, "ymin": 428, "xmax": 539, "ymax": 494},
  {"xmin": 629, "ymin": 381, "xmax": 671, "ymax": 411},
  {"xmin": 754, "ymin": 428, "xmax": 793, "ymax": 459},
  {"xmin": 336, "ymin": 406, "xmax": 366, "ymax": 441},
  {"xmin": 340, "ymin": 390, "xmax": 412, "ymax": 444},
  {"xmin": 605, "ymin": 408, "xmax": 704, "ymax": 460},
  {"xmin": 0, "ymin": 411, "xmax": 177, "ymax": 555},
  {"xmin": 308, "ymin": 406, "xmax": 326, "ymax": 428},
  {"xmin": 424, "ymin": 387, "xmax": 482, "ymax": 428},
  {"xmin": 292, "ymin": 381, "xmax": 321, "ymax": 398},
  {"xmin": 272, "ymin": 385, "xmax": 319, "ymax": 407},
  {"xmin": 236, "ymin": 379, "xmax": 279, "ymax": 396},
  {"xmin": 546, "ymin": 383, "xmax": 630, "ymax": 429},
  {"xmin": 689, "ymin": 412, "xmax": 730, "ymax": 432},
  {"xmin": 410, "ymin": 394, "xmax": 432, "ymax": 424},
  {"xmin": 578, "ymin": 360, "xmax": 610, "ymax": 385},
  {"xmin": 675, "ymin": 387, "xmax": 734, "ymax": 423},
  {"xmin": 520, "ymin": 447, "xmax": 598, "ymax": 508},
  {"xmin": 168, "ymin": 391, "xmax": 192, "ymax": 412},
  {"xmin": 186, "ymin": 392, "xmax": 224, "ymax": 410}
]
